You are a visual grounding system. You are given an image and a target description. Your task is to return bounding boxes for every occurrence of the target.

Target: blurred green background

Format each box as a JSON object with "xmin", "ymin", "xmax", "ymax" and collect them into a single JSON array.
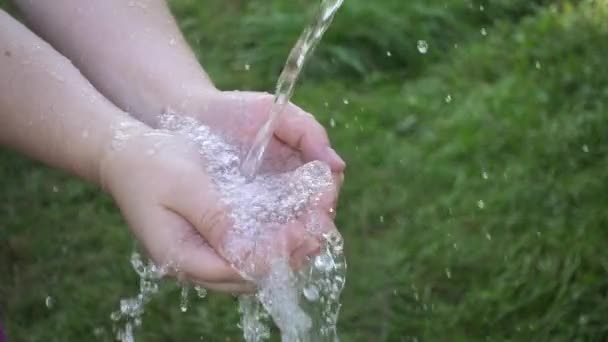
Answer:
[{"xmin": 1, "ymin": 0, "xmax": 608, "ymax": 341}]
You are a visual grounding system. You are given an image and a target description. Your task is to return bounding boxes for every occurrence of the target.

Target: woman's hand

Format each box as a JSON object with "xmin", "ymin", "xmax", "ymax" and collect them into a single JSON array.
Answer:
[
  {"xmin": 99, "ymin": 120, "xmax": 337, "ymax": 291},
  {"xmin": 163, "ymin": 90, "xmax": 346, "ymax": 276},
  {"xmin": 190, "ymin": 90, "xmax": 346, "ymax": 175}
]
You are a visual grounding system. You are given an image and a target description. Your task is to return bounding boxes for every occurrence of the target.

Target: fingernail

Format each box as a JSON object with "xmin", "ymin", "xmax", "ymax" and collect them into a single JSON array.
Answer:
[{"xmin": 326, "ymin": 147, "xmax": 346, "ymax": 169}]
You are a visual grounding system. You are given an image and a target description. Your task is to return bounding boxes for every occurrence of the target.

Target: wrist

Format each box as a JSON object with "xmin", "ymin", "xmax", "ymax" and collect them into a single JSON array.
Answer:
[
  {"xmin": 128, "ymin": 73, "xmax": 219, "ymax": 128},
  {"xmin": 96, "ymin": 115, "xmax": 152, "ymax": 192}
]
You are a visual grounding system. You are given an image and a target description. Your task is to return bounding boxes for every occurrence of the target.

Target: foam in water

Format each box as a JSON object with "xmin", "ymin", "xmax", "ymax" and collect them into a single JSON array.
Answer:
[
  {"xmin": 111, "ymin": 113, "xmax": 346, "ymax": 341},
  {"xmin": 241, "ymin": 0, "xmax": 345, "ymax": 180}
]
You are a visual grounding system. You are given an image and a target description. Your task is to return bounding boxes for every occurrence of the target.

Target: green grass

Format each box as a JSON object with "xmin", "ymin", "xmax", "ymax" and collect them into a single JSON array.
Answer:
[{"xmin": 1, "ymin": 0, "xmax": 608, "ymax": 341}]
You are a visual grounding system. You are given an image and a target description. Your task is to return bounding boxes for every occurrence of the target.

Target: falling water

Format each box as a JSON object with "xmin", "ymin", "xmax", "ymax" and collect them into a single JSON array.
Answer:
[{"xmin": 240, "ymin": 0, "xmax": 345, "ymax": 180}]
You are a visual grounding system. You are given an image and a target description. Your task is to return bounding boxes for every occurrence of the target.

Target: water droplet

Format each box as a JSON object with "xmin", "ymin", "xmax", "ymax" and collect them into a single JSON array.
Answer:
[
  {"xmin": 93, "ymin": 327, "xmax": 105, "ymax": 337},
  {"xmin": 479, "ymin": 5, "xmax": 485, "ymax": 11},
  {"xmin": 329, "ymin": 118, "xmax": 336, "ymax": 128},
  {"xmin": 45, "ymin": 295, "xmax": 55, "ymax": 309},
  {"xmin": 244, "ymin": 64, "xmax": 251, "ymax": 71},
  {"xmin": 535, "ymin": 61, "xmax": 542, "ymax": 69},
  {"xmin": 342, "ymin": 98, "xmax": 349, "ymax": 105},
  {"xmin": 169, "ymin": 37, "xmax": 177, "ymax": 46},
  {"xmin": 386, "ymin": 50, "xmax": 392, "ymax": 57},
  {"xmin": 445, "ymin": 268, "xmax": 452, "ymax": 279},
  {"xmin": 417, "ymin": 40, "xmax": 428, "ymax": 54},
  {"xmin": 82, "ymin": 129, "xmax": 89, "ymax": 138},
  {"xmin": 303, "ymin": 285, "xmax": 320, "ymax": 301},
  {"xmin": 379, "ymin": 215, "xmax": 384, "ymax": 223},
  {"xmin": 482, "ymin": 171, "xmax": 489, "ymax": 180},
  {"xmin": 480, "ymin": 27, "xmax": 487, "ymax": 36},
  {"xmin": 180, "ymin": 285, "xmax": 189, "ymax": 312},
  {"xmin": 477, "ymin": 200, "xmax": 485, "ymax": 209},
  {"xmin": 146, "ymin": 149, "xmax": 156, "ymax": 155},
  {"xmin": 582, "ymin": 144, "xmax": 589, "ymax": 153},
  {"xmin": 485, "ymin": 233, "xmax": 492, "ymax": 241},
  {"xmin": 445, "ymin": 94, "xmax": 453, "ymax": 103},
  {"xmin": 194, "ymin": 285, "xmax": 207, "ymax": 299},
  {"xmin": 579, "ymin": 315, "xmax": 588, "ymax": 325},
  {"xmin": 314, "ymin": 253, "xmax": 335, "ymax": 272}
]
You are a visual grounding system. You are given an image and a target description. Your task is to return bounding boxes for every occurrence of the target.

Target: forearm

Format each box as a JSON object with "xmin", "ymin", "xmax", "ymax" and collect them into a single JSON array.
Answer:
[
  {"xmin": 12, "ymin": 0, "xmax": 216, "ymax": 127},
  {"xmin": 0, "ymin": 10, "xmax": 146, "ymax": 185}
]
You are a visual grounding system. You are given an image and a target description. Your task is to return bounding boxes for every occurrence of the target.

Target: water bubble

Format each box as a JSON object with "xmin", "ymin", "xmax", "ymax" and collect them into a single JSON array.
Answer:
[
  {"xmin": 485, "ymin": 233, "xmax": 492, "ymax": 241},
  {"xmin": 342, "ymin": 98, "xmax": 349, "ymax": 105},
  {"xmin": 445, "ymin": 94, "xmax": 453, "ymax": 103},
  {"xmin": 303, "ymin": 285, "xmax": 320, "ymax": 301},
  {"xmin": 194, "ymin": 285, "xmax": 207, "ymax": 299},
  {"xmin": 482, "ymin": 171, "xmax": 489, "ymax": 180},
  {"xmin": 445, "ymin": 268, "xmax": 452, "ymax": 279},
  {"xmin": 329, "ymin": 118, "xmax": 336, "ymax": 128},
  {"xmin": 480, "ymin": 27, "xmax": 487, "ymax": 36},
  {"xmin": 582, "ymin": 144, "xmax": 589, "ymax": 153},
  {"xmin": 314, "ymin": 253, "xmax": 335, "ymax": 272},
  {"xmin": 45, "ymin": 295, "xmax": 55, "ymax": 309},
  {"xmin": 417, "ymin": 40, "xmax": 429, "ymax": 54},
  {"xmin": 479, "ymin": 5, "xmax": 485, "ymax": 11},
  {"xmin": 379, "ymin": 215, "xmax": 384, "ymax": 223},
  {"xmin": 477, "ymin": 200, "xmax": 485, "ymax": 209},
  {"xmin": 244, "ymin": 64, "xmax": 251, "ymax": 71},
  {"xmin": 535, "ymin": 61, "xmax": 542, "ymax": 70},
  {"xmin": 386, "ymin": 51, "xmax": 392, "ymax": 57}
]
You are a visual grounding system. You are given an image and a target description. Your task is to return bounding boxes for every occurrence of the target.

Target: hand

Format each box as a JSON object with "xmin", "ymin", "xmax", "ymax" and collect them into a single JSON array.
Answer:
[
  {"xmin": 185, "ymin": 90, "xmax": 346, "ymax": 175},
  {"xmin": 99, "ymin": 123, "xmax": 333, "ymax": 293},
  {"xmin": 169, "ymin": 89, "xmax": 346, "ymax": 274}
]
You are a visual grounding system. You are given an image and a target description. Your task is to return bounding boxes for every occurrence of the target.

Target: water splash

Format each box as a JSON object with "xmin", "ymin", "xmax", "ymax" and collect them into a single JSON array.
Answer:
[
  {"xmin": 240, "ymin": 0, "xmax": 345, "ymax": 180},
  {"xmin": 158, "ymin": 113, "xmax": 347, "ymax": 341},
  {"xmin": 111, "ymin": 251, "xmax": 166, "ymax": 342}
]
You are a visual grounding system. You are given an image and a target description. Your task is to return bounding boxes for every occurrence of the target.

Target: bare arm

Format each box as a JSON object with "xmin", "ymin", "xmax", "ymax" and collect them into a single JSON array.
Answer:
[
  {"xmin": 12, "ymin": 0, "xmax": 216, "ymax": 127},
  {"xmin": 12, "ymin": 0, "xmax": 347, "ymax": 171},
  {"xmin": 0, "ymin": 9, "xmax": 144, "ymax": 184}
]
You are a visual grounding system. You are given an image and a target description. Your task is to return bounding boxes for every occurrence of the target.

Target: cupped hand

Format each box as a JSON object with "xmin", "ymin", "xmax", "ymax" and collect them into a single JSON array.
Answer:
[
  {"xmin": 178, "ymin": 90, "xmax": 346, "ymax": 263},
  {"xmin": 185, "ymin": 90, "xmax": 346, "ymax": 176},
  {"xmin": 99, "ymin": 121, "xmax": 337, "ymax": 293},
  {"xmin": 100, "ymin": 129, "xmax": 254, "ymax": 293}
]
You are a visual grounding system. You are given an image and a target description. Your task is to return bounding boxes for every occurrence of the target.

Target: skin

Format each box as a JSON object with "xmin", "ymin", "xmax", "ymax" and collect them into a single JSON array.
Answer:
[{"xmin": 1, "ymin": 1, "xmax": 345, "ymax": 293}]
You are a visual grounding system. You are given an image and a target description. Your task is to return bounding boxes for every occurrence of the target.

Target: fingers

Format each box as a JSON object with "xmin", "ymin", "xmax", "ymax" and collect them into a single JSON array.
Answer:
[
  {"xmin": 127, "ymin": 201, "xmax": 244, "ymax": 284},
  {"xmin": 166, "ymin": 170, "xmax": 232, "ymax": 254},
  {"xmin": 275, "ymin": 103, "xmax": 346, "ymax": 172},
  {"xmin": 193, "ymin": 280, "xmax": 256, "ymax": 295}
]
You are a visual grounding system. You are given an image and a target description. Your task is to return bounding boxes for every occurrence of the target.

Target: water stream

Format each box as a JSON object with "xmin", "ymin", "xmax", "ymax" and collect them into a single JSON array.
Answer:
[{"xmin": 240, "ymin": 0, "xmax": 345, "ymax": 180}]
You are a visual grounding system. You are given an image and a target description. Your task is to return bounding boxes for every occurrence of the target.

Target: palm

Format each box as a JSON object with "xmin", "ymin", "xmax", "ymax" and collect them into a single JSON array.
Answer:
[{"xmin": 193, "ymin": 91, "xmax": 308, "ymax": 174}]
